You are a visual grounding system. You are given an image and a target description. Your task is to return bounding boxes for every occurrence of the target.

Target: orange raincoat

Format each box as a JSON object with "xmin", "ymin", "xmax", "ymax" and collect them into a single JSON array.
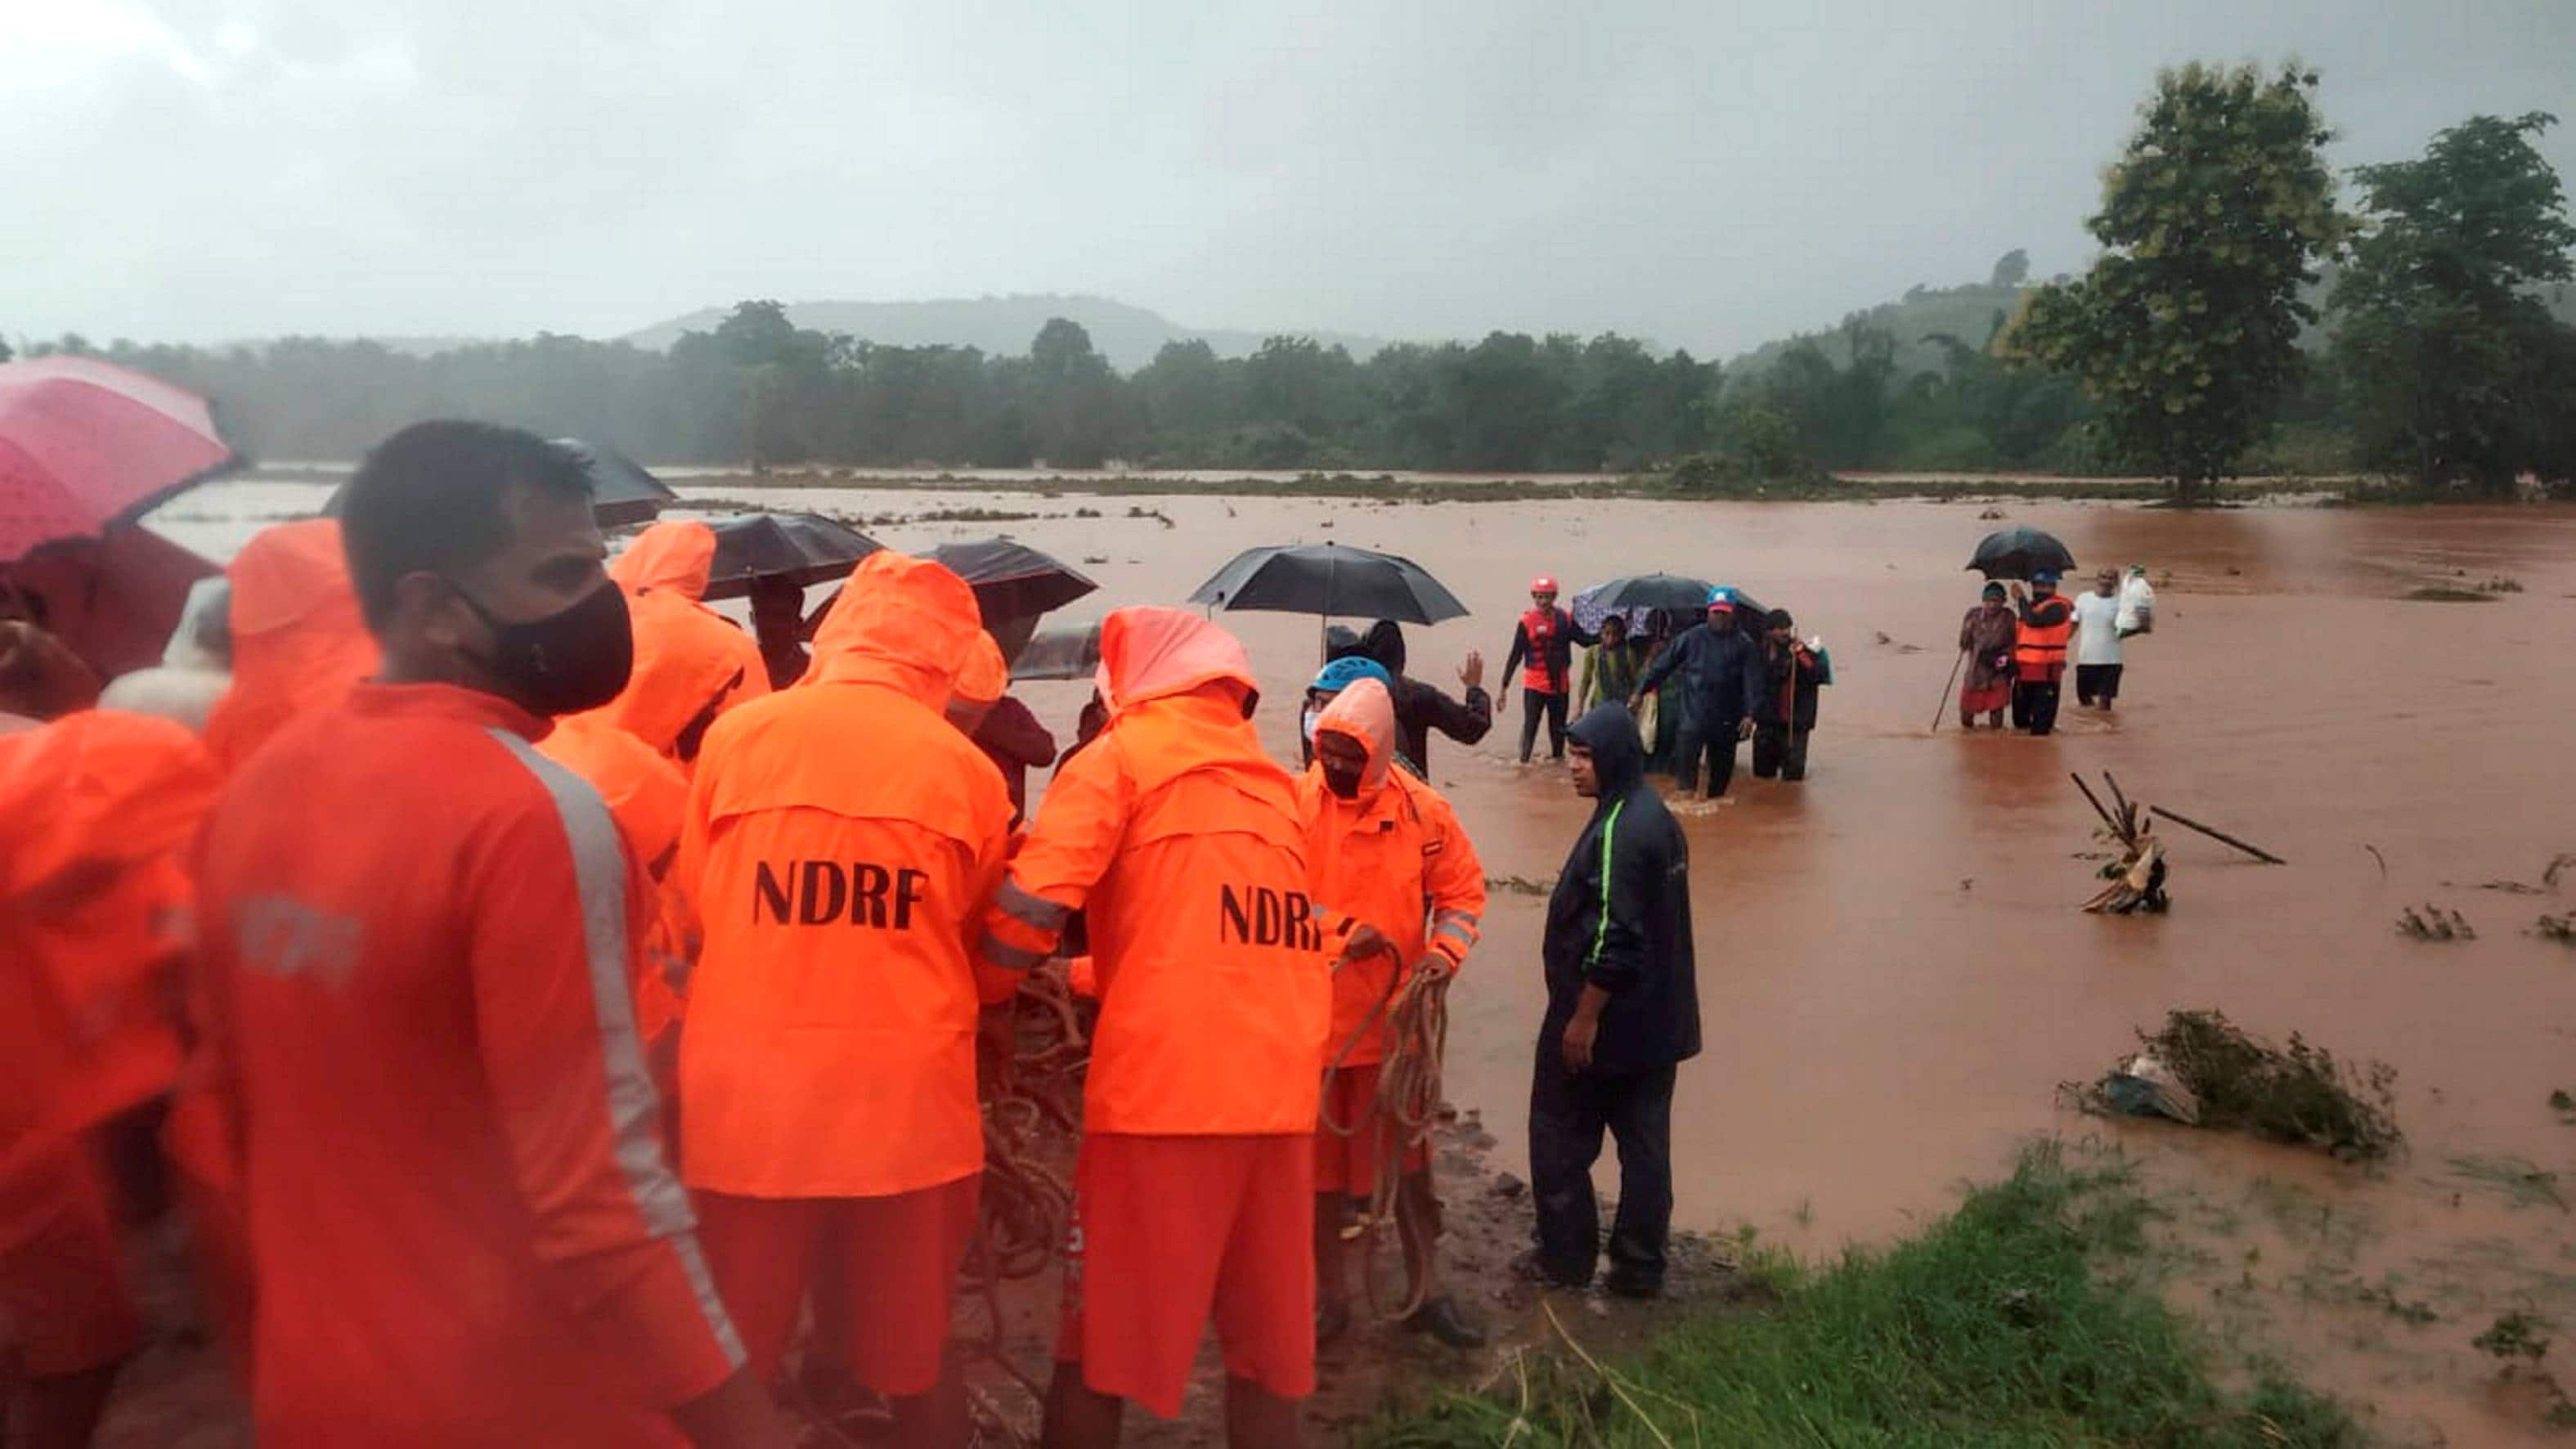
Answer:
[
  {"xmin": 0, "ymin": 710, "xmax": 217, "ymax": 1375},
  {"xmin": 678, "ymin": 550, "xmax": 1013, "ymax": 1199},
  {"xmin": 1298, "ymin": 679, "xmax": 1484, "ymax": 1067},
  {"xmin": 978, "ymin": 607, "xmax": 1329, "ymax": 1136},
  {"xmin": 539, "ymin": 714, "xmax": 693, "ymax": 1047},
  {"xmin": 610, "ymin": 520, "xmax": 766, "ymax": 717},
  {"xmin": 202, "ymin": 519, "xmax": 379, "ymax": 772},
  {"xmin": 0, "ymin": 709, "xmax": 218, "ymax": 1133}
]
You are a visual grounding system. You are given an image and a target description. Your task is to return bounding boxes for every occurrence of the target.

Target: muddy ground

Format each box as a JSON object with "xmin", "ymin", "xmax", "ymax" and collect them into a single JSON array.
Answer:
[{"xmin": 110, "ymin": 482, "xmax": 2576, "ymax": 1445}]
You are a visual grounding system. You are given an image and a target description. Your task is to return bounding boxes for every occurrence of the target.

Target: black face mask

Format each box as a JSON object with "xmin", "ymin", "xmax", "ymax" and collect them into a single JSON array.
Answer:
[{"xmin": 453, "ymin": 578, "xmax": 635, "ymax": 717}]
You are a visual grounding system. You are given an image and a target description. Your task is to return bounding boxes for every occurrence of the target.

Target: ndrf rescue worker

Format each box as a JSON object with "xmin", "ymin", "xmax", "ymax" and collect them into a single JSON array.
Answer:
[
  {"xmin": 200, "ymin": 518, "xmax": 379, "ymax": 773},
  {"xmin": 1298, "ymin": 675, "xmax": 1488, "ymax": 1350},
  {"xmin": 1527, "ymin": 703, "xmax": 1701, "ymax": 1299},
  {"xmin": 611, "ymin": 519, "xmax": 769, "ymax": 716},
  {"xmin": 2008, "ymin": 571, "xmax": 2076, "ymax": 736},
  {"xmin": 976, "ymin": 607, "xmax": 1329, "ymax": 1449},
  {"xmin": 191, "ymin": 421, "xmax": 786, "ymax": 1449},
  {"xmin": 1, "ymin": 665, "xmax": 218, "ymax": 1449},
  {"xmin": 677, "ymin": 550, "xmax": 1014, "ymax": 1449}
]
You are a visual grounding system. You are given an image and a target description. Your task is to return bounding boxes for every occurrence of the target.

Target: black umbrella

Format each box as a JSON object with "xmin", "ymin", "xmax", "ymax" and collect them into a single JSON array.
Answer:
[
  {"xmin": 702, "ymin": 511, "xmax": 882, "ymax": 601},
  {"xmin": 1967, "ymin": 527, "xmax": 2076, "ymax": 581},
  {"xmin": 550, "ymin": 437, "xmax": 677, "ymax": 527},
  {"xmin": 1187, "ymin": 543, "xmax": 1469, "ymax": 626},
  {"xmin": 931, "ymin": 537, "xmax": 1099, "ymax": 621},
  {"xmin": 1572, "ymin": 572, "xmax": 1712, "ymax": 633}
]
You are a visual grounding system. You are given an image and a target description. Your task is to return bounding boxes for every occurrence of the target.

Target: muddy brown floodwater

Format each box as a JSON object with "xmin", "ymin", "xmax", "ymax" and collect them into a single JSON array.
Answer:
[{"xmin": 133, "ymin": 485, "xmax": 2576, "ymax": 1446}]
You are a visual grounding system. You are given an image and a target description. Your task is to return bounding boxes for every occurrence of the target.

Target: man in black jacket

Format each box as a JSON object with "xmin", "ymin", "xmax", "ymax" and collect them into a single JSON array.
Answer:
[
  {"xmin": 1751, "ymin": 608, "xmax": 1831, "ymax": 783},
  {"xmin": 1527, "ymin": 703, "xmax": 1700, "ymax": 1296},
  {"xmin": 1359, "ymin": 619, "xmax": 1491, "ymax": 778},
  {"xmin": 1629, "ymin": 588, "xmax": 1765, "ymax": 801}
]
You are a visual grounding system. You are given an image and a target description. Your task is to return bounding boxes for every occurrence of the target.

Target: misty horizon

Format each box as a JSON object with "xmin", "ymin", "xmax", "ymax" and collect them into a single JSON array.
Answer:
[{"xmin": 8, "ymin": 0, "xmax": 2572, "ymax": 359}]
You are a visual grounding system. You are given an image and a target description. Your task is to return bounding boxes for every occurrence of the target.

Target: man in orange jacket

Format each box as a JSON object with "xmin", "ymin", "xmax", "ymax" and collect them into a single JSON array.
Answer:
[
  {"xmin": 189, "ymin": 420, "xmax": 785, "ymax": 1449},
  {"xmin": 976, "ymin": 607, "xmax": 1329, "ymax": 1449},
  {"xmin": 1297, "ymin": 674, "xmax": 1487, "ymax": 1351},
  {"xmin": 612, "ymin": 520, "xmax": 768, "ymax": 717},
  {"xmin": 679, "ymin": 549, "xmax": 1014, "ymax": 1449},
  {"xmin": 1, "ymin": 657, "xmax": 218, "ymax": 1449}
]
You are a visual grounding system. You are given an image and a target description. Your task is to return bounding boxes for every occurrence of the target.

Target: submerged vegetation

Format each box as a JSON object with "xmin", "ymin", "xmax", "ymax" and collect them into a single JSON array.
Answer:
[
  {"xmin": 1368, "ymin": 1145, "xmax": 2358, "ymax": 1447},
  {"xmin": 2137, "ymin": 1010, "xmax": 2403, "ymax": 1160}
]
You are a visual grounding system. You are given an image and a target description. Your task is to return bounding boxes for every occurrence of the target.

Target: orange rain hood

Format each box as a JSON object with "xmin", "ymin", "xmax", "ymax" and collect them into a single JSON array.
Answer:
[
  {"xmin": 202, "ymin": 518, "xmax": 379, "ymax": 771},
  {"xmin": 801, "ymin": 550, "xmax": 982, "ymax": 705}
]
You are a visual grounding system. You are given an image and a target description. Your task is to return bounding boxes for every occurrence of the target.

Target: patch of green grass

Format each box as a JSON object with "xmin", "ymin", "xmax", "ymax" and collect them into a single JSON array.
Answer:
[{"xmin": 1366, "ymin": 1143, "xmax": 2358, "ymax": 1447}]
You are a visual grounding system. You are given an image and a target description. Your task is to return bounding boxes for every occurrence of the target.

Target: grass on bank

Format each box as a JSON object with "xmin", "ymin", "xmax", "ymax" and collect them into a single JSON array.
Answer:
[{"xmin": 1367, "ymin": 1143, "xmax": 2359, "ymax": 1448}]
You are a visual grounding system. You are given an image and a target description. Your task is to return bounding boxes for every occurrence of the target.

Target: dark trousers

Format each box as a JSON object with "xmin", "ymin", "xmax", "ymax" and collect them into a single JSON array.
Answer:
[
  {"xmin": 1528, "ymin": 1046, "xmax": 1676, "ymax": 1291},
  {"xmin": 1519, "ymin": 689, "xmax": 1569, "ymax": 762},
  {"xmin": 2012, "ymin": 678, "xmax": 2062, "ymax": 735},
  {"xmin": 1668, "ymin": 714, "xmax": 1739, "ymax": 796},
  {"xmin": 2076, "ymin": 663, "xmax": 2124, "ymax": 707},
  {"xmin": 1751, "ymin": 722, "xmax": 1811, "ymax": 780}
]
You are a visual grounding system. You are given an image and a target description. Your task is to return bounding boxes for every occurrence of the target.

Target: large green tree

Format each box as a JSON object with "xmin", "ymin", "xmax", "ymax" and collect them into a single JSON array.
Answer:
[
  {"xmin": 2328, "ymin": 112, "xmax": 2576, "ymax": 492},
  {"xmin": 2004, "ymin": 62, "xmax": 2346, "ymax": 499}
]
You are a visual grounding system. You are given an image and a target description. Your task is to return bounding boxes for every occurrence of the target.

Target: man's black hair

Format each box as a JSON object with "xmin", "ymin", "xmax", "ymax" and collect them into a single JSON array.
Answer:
[
  {"xmin": 339, "ymin": 421, "xmax": 595, "ymax": 628},
  {"xmin": 1766, "ymin": 608, "xmax": 1794, "ymax": 630}
]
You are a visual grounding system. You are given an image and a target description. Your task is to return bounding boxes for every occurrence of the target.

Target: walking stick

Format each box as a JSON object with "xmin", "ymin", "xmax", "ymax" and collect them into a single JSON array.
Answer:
[{"xmin": 1929, "ymin": 648, "xmax": 1967, "ymax": 733}]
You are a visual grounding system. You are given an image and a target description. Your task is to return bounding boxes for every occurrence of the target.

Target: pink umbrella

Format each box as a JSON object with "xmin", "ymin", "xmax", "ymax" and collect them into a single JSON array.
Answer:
[
  {"xmin": 0, "ymin": 357, "xmax": 241, "ymax": 678},
  {"xmin": 0, "ymin": 355, "xmax": 242, "ymax": 563},
  {"xmin": 2, "ymin": 527, "xmax": 219, "ymax": 680}
]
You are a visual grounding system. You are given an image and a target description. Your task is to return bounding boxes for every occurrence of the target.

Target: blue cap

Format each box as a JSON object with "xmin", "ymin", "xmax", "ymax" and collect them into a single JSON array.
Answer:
[
  {"xmin": 1311, "ymin": 656, "xmax": 1393, "ymax": 697},
  {"xmin": 1706, "ymin": 585, "xmax": 1737, "ymax": 609},
  {"xmin": 2031, "ymin": 570, "xmax": 2061, "ymax": 586}
]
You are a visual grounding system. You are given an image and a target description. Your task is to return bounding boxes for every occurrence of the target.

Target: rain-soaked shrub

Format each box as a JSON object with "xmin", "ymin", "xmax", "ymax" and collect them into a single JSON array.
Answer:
[{"xmin": 2143, "ymin": 1009, "xmax": 2400, "ymax": 1160}]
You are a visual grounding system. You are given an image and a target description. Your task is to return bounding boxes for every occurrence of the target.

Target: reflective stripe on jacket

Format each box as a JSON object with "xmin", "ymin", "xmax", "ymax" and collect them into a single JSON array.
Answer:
[{"xmin": 193, "ymin": 681, "xmax": 743, "ymax": 1442}]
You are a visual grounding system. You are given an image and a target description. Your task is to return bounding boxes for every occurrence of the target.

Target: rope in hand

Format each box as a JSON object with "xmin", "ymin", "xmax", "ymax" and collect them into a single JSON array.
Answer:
[{"xmin": 1318, "ymin": 942, "xmax": 1455, "ymax": 1322}]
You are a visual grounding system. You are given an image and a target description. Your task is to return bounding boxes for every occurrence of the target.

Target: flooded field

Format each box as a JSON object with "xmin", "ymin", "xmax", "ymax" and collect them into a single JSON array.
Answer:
[{"xmin": 141, "ymin": 478, "xmax": 2576, "ymax": 1444}]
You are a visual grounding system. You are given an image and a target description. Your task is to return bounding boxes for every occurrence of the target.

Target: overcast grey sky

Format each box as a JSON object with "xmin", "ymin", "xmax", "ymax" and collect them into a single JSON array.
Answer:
[{"xmin": 6, "ymin": 0, "xmax": 2570, "ymax": 357}]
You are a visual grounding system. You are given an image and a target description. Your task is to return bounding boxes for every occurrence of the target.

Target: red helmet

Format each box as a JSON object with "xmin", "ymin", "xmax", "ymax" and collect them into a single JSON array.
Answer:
[{"xmin": 1531, "ymin": 576, "xmax": 1559, "ymax": 594}]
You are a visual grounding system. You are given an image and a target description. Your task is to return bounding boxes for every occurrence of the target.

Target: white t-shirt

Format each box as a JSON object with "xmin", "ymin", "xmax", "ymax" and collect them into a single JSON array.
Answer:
[{"xmin": 2071, "ymin": 590, "xmax": 2123, "ymax": 666}]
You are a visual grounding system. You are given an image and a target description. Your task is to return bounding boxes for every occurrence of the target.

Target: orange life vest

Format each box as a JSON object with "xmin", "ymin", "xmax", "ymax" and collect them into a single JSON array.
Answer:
[{"xmin": 2013, "ymin": 594, "xmax": 2075, "ymax": 680}]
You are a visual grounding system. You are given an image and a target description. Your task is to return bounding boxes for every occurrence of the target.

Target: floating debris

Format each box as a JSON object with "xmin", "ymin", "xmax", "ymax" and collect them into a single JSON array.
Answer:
[
  {"xmin": 1483, "ymin": 873, "xmax": 1555, "ymax": 897},
  {"xmin": 2397, "ymin": 904, "xmax": 2476, "ymax": 942},
  {"xmin": 2074, "ymin": 1009, "xmax": 2400, "ymax": 1160},
  {"xmin": 2537, "ymin": 913, "xmax": 2576, "ymax": 947},
  {"xmin": 2072, "ymin": 772, "xmax": 2167, "ymax": 913}
]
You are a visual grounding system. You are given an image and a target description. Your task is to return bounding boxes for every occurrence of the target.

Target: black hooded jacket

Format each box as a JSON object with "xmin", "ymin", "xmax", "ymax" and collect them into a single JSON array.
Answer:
[
  {"xmin": 1361, "ymin": 620, "xmax": 1492, "ymax": 775},
  {"xmin": 1543, "ymin": 703, "xmax": 1701, "ymax": 1073}
]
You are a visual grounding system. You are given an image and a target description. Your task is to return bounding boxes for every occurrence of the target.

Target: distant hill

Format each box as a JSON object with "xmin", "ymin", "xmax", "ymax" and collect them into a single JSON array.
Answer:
[
  {"xmin": 1727, "ymin": 279, "xmax": 2032, "ymax": 384},
  {"xmin": 1728, "ymin": 267, "xmax": 2576, "ymax": 387},
  {"xmin": 623, "ymin": 294, "xmax": 1393, "ymax": 371}
]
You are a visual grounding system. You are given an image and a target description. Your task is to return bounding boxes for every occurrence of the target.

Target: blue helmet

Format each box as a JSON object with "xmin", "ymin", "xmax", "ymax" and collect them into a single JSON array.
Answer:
[
  {"xmin": 1311, "ymin": 656, "xmax": 1393, "ymax": 697},
  {"xmin": 2030, "ymin": 569, "xmax": 2061, "ymax": 586}
]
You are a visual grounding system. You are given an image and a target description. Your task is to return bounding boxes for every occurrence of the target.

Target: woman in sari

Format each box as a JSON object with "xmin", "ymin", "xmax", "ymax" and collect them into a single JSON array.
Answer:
[{"xmin": 1957, "ymin": 581, "xmax": 2017, "ymax": 729}]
